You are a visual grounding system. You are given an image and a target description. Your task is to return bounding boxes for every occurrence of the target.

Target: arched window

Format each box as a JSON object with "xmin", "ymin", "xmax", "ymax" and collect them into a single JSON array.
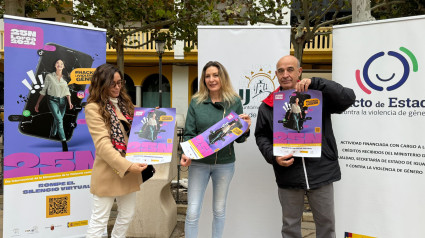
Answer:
[
  {"xmin": 141, "ymin": 74, "xmax": 170, "ymax": 108},
  {"xmin": 124, "ymin": 74, "xmax": 136, "ymax": 105},
  {"xmin": 191, "ymin": 77, "xmax": 198, "ymax": 96}
]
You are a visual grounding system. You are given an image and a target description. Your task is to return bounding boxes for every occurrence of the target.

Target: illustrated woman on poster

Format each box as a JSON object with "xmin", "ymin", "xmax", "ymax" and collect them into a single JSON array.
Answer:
[
  {"xmin": 147, "ymin": 111, "xmax": 159, "ymax": 140},
  {"xmin": 34, "ymin": 59, "xmax": 73, "ymax": 151},
  {"xmin": 136, "ymin": 109, "xmax": 165, "ymax": 141},
  {"xmin": 288, "ymin": 97, "xmax": 302, "ymax": 132}
]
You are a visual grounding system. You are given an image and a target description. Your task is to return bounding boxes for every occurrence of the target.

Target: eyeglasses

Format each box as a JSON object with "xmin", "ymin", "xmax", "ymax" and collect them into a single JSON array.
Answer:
[{"xmin": 109, "ymin": 80, "xmax": 125, "ymax": 88}]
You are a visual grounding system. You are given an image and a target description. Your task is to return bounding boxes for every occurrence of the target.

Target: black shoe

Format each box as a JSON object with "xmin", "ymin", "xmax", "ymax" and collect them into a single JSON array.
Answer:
[{"xmin": 62, "ymin": 141, "xmax": 68, "ymax": 152}]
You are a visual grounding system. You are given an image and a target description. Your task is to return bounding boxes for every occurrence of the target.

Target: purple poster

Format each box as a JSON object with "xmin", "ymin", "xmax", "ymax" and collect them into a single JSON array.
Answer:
[
  {"xmin": 4, "ymin": 15, "xmax": 106, "ymax": 237},
  {"xmin": 126, "ymin": 108, "xmax": 176, "ymax": 164},
  {"xmin": 180, "ymin": 111, "xmax": 249, "ymax": 159},
  {"xmin": 273, "ymin": 90, "xmax": 322, "ymax": 157}
]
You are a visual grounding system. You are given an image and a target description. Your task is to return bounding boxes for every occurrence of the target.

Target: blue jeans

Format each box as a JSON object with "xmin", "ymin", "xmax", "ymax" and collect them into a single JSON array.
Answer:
[
  {"xmin": 48, "ymin": 96, "xmax": 66, "ymax": 141},
  {"xmin": 185, "ymin": 162, "xmax": 235, "ymax": 238}
]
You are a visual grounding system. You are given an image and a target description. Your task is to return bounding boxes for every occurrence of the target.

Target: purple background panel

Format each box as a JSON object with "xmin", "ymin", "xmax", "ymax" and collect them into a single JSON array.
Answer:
[
  {"xmin": 273, "ymin": 90, "xmax": 322, "ymax": 144},
  {"xmin": 127, "ymin": 108, "xmax": 176, "ymax": 154},
  {"xmin": 4, "ymin": 18, "xmax": 106, "ymax": 178}
]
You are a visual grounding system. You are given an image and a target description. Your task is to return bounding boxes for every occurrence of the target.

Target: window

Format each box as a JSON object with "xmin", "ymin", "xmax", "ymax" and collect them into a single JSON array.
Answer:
[{"xmin": 141, "ymin": 74, "xmax": 170, "ymax": 108}]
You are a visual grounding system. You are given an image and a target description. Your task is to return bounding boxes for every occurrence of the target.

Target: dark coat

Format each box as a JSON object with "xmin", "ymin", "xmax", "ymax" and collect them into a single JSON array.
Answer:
[{"xmin": 255, "ymin": 77, "xmax": 356, "ymax": 190}]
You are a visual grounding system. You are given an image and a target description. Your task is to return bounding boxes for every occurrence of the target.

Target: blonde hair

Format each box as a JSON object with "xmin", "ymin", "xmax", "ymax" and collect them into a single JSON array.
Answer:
[
  {"xmin": 193, "ymin": 61, "xmax": 239, "ymax": 107},
  {"xmin": 87, "ymin": 64, "xmax": 134, "ymax": 128}
]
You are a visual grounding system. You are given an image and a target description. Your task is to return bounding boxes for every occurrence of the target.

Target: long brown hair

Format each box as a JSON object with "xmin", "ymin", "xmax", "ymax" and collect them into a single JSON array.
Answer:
[
  {"xmin": 87, "ymin": 64, "xmax": 134, "ymax": 128},
  {"xmin": 193, "ymin": 61, "xmax": 239, "ymax": 107}
]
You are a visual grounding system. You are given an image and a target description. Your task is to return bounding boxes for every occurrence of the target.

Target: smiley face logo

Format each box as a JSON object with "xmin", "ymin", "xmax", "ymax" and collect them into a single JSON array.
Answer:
[{"xmin": 356, "ymin": 47, "xmax": 418, "ymax": 94}]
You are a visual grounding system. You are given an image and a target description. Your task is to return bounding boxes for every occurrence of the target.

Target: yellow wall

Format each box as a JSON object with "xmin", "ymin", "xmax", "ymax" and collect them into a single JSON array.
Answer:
[{"xmin": 124, "ymin": 65, "xmax": 173, "ymax": 86}]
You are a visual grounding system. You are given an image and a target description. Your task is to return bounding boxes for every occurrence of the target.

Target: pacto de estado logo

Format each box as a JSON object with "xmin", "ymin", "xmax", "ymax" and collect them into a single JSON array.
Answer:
[{"xmin": 355, "ymin": 47, "xmax": 418, "ymax": 94}]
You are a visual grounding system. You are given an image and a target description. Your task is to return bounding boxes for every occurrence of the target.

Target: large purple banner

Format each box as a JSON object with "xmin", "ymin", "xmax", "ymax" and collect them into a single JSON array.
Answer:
[{"xmin": 4, "ymin": 15, "xmax": 105, "ymax": 237}]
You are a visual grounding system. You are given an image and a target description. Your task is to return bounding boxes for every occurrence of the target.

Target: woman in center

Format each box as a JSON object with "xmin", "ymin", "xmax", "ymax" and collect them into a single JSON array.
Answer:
[
  {"xmin": 180, "ymin": 61, "xmax": 251, "ymax": 238},
  {"xmin": 85, "ymin": 64, "xmax": 147, "ymax": 237}
]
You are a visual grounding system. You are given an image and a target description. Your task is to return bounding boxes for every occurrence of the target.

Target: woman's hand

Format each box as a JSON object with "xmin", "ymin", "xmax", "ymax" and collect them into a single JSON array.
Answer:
[
  {"xmin": 239, "ymin": 113, "xmax": 251, "ymax": 130},
  {"xmin": 66, "ymin": 95, "xmax": 73, "ymax": 110},
  {"xmin": 35, "ymin": 94, "xmax": 44, "ymax": 113},
  {"xmin": 180, "ymin": 154, "xmax": 192, "ymax": 167},
  {"xmin": 127, "ymin": 163, "xmax": 148, "ymax": 173}
]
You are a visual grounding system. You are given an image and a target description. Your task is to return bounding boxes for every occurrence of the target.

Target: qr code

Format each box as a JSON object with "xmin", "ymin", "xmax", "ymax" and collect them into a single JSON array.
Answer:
[{"xmin": 46, "ymin": 194, "xmax": 70, "ymax": 218}]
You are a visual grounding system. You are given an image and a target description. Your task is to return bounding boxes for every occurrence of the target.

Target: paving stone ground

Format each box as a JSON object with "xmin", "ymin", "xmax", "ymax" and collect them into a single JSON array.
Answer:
[{"xmin": 0, "ymin": 195, "xmax": 315, "ymax": 238}]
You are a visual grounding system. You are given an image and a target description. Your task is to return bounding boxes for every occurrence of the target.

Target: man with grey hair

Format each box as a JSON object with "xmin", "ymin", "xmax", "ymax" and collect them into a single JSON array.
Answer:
[{"xmin": 255, "ymin": 55, "xmax": 356, "ymax": 238}]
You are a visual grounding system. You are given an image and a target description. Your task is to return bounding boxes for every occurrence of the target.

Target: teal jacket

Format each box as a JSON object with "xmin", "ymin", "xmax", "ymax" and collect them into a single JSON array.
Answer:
[{"xmin": 183, "ymin": 97, "xmax": 250, "ymax": 164}]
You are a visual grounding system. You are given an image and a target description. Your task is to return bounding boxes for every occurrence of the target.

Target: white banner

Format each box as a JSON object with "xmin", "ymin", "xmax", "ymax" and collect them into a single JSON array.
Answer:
[
  {"xmin": 332, "ymin": 15, "xmax": 425, "ymax": 238},
  {"xmin": 198, "ymin": 26, "xmax": 290, "ymax": 237}
]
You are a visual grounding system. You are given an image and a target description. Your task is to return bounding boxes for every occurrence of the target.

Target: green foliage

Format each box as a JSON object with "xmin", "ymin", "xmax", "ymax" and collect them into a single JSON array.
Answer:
[
  {"xmin": 15, "ymin": 0, "xmax": 420, "ymax": 70},
  {"xmin": 0, "ymin": 1, "xmax": 4, "ymax": 18},
  {"xmin": 24, "ymin": 0, "xmax": 51, "ymax": 17},
  {"xmin": 372, "ymin": 0, "xmax": 425, "ymax": 20},
  {"xmin": 63, "ymin": 0, "xmax": 220, "ymax": 51}
]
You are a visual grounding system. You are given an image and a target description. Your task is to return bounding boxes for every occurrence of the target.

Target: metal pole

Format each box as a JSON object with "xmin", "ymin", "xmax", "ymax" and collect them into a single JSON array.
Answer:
[
  {"xmin": 176, "ymin": 128, "xmax": 183, "ymax": 203},
  {"xmin": 177, "ymin": 164, "xmax": 180, "ymax": 203},
  {"xmin": 158, "ymin": 53, "xmax": 163, "ymax": 108}
]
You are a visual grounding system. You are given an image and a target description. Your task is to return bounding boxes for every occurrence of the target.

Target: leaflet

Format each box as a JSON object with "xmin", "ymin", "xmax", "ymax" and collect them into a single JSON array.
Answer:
[
  {"xmin": 273, "ymin": 90, "xmax": 322, "ymax": 157},
  {"xmin": 126, "ymin": 108, "xmax": 176, "ymax": 164},
  {"xmin": 180, "ymin": 111, "xmax": 249, "ymax": 159}
]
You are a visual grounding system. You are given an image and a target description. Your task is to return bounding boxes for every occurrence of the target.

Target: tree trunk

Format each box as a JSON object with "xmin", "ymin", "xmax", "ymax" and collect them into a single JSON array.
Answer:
[
  {"xmin": 352, "ymin": 0, "xmax": 376, "ymax": 23},
  {"xmin": 5, "ymin": 0, "xmax": 26, "ymax": 16},
  {"xmin": 293, "ymin": 42, "xmax": 305, "ymax": 66},
  {"xmin": 291, "ymin": 32, "xmax": 306, "ymax": 67},
  {"xmin": 115, "ymin": 37, "xmax": 125, "ymax": 75}
]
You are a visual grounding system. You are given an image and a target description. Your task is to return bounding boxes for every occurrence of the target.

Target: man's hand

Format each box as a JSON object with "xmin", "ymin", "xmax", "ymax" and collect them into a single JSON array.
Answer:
[
  {"xmin": 180, "ymin": 154, "xmax": 192, "ymax": 167},
  {"xmin": 128, "ymin": 163, "xmax": 148, "ymax": 173},
  {"xmin": 239, "ymin": 113, "xmax": 251, "ymax": 130},
  {"xmin": 276, "ymin": 154, "xmax": 294, "ymax": 167},
  {"xmin": 295, "ymin": 78, "xmax": 311, "ymax": 92}
]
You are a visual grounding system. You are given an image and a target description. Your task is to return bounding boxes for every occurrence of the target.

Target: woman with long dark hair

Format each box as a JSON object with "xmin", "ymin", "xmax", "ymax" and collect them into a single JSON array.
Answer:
[{"xmin": 85, "ymin": 63, "xmax": 147, "ymax": 238}]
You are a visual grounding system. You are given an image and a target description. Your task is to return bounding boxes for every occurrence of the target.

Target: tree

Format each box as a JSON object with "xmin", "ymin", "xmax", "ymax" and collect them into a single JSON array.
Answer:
[
  {"xmin": 244, "ymin": 0, "xmax": 411, "ymax": 65},
  {"xmin": 5, "ymin": 0, "xmax": 420, "ymax": 70},
  {"xmin": 2, "ymin": 0, "xmax": 65, "ymax": 18},
  {"xmin": 4, "ymin": 0, "xmax": 26, "ymax": 17},
  {"xmin": 372, "ymin": 0, "xmax": 425, "ymax": 19},
  {"xmin": 352, "ymin": 0, "xmax": 375, "ymax": 23},
  {"xmin": 51, "ymin": 0, "xmax": 222, "ymax": 74}
]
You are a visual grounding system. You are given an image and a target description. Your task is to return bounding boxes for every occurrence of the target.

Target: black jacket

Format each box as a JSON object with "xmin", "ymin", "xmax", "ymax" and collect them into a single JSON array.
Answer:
[{"xmin": 255, "ymin": 77, "xmax": 356, "ymax": 190}]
